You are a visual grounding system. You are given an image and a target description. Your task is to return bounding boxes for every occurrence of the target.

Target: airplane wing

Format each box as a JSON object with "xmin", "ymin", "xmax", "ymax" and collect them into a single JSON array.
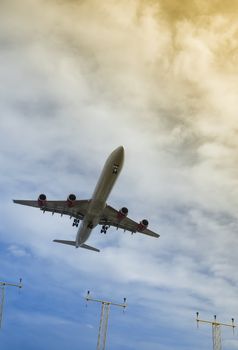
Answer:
[
  {"xmin": 100, "ymin": 205, "xmax": 160, "ymax": 238},
  {"xmin": 13, "ymin": 199, "xmax": 90, "ymax": 220}
]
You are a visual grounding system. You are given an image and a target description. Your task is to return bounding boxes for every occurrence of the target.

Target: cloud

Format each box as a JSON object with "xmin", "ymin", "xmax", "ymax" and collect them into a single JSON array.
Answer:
[
  {"xmin": 0, "ymin": 0, "xmax": 238, "ymax": 349},
  {"xmin": 7, "ymin": 245, "xmax": 30, "ymax": 257}
]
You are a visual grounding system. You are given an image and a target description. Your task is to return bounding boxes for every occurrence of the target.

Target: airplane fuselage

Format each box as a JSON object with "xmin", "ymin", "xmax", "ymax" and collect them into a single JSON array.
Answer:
[
  {"xmin": 76, "ymin": 146, "xmax": 124, "ymax": 247},
  {"xmin": 13, "ymin": 144, "xmax": 159, "ymax": 252}
]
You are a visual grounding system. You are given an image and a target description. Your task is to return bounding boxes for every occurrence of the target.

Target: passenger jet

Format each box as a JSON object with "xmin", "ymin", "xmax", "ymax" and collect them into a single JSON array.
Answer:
[{"xmin": 13, "ymin": 146, "xmax": 159, "ymax": 252}]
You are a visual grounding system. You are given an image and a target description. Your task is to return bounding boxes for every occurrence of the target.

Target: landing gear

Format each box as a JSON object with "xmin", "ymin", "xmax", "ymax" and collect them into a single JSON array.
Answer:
[
  {"xmin": 112, "ymin": 166, "xmax": 118, "ymax": 174},
  {"xmin": 101, "ymin": 225, "xmax": 109, "ymax": 234},
  {"xmin": 72, "ymin": 218, "xmax": 80, "ymax": 227}
]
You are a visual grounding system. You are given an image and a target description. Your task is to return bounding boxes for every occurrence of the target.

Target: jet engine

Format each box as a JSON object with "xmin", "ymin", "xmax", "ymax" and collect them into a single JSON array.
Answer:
[
  {"xmin": 38, "ymin": 194, "xmax": 47, "ymax": 207},
  {"xmin": 137, "ymin": 219, "xmax": 149, "ymax": 231},
  {"xmin": 67, "ymin": 193, "xmax": 76, "ymax": 207},
  {"xmin": 117, "ymin": 207, "xmax": 128, "ymax": 220}
]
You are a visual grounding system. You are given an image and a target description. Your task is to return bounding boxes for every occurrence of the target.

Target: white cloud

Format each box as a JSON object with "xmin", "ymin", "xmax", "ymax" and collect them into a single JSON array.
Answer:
[
  {"xmin": 1, "ymin": 0, "xmax": 238, "ymax": 349},
  {"xmin": 7, "ymin": 245, "xmax": 29, "ymax": 257}
]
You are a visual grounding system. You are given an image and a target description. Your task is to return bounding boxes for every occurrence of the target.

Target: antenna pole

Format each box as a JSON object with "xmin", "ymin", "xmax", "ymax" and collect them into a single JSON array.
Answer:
[
  {"xmin": 85, "ymin": 291, "xmax": 127, "ymax": 350},
  {"xmin": 196, "ymin": 312, "xmax": 236, "ymax": 350},
  {"xmin": 0, "ymin": 279, "xmax": 23, "ymax": 328}
]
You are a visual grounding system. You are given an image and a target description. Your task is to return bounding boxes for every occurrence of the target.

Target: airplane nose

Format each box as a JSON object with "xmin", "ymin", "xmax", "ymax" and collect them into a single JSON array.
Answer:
[
  {"xmin": 114, "ymin": 146, "xmax": 124, "ymax": 164},
  {"xmin": 117, "ymin": 146, "xmax": 124, "ymax": 156},
  {"xmin": 117, "ymin": 146, "xmax": 124, "ymax": 154}
]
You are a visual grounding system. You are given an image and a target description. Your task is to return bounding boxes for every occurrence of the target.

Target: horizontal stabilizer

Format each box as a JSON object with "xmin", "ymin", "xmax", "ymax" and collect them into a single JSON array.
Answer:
[
  {"xmin": 53, "ymin": 239, "xmax": 100, "ymax": 252},
  {"xmin": 80, "ymin": 244, "xmax": 100, "ymax": 252},
  {"xmin": 53, "ymin": 239, "xmax": 76, "ymax": 246}
]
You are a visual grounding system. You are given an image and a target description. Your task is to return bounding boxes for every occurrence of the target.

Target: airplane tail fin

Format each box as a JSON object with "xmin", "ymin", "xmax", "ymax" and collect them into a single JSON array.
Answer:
[{"xmin": 53, "ymin": 239, "xmax": 100, "ymax": 252}]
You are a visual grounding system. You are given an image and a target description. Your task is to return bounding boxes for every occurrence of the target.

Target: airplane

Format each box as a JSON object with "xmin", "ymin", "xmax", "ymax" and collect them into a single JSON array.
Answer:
[{"xmin": 13, "ymin": 146, "xmax": 159, "ymax": 252}]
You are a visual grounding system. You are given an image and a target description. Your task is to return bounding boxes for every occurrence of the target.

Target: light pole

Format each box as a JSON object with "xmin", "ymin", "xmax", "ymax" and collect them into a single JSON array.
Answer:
[
  {"xmin": 0, "ymin": 279, "xmax": 23, "ymax": 328},
  {"xmin": 85, "ymin": 291, "xmax": 127, "ymax": 350},
  {"xmin": 196, "ymin": 312, "xmax": 235, "ymax": 350}
]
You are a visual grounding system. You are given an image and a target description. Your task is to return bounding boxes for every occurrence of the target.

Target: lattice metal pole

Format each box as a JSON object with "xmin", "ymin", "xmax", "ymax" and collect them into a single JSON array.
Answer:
[
  {"xmin": 102, "ymin": 303, "xmax": 110, "ymax": 350},
  {"xmin": 0, "ymin": 279, "xmax": 23, "ymax": 328},
  {"xmin": 0, "ymin": 287, "xmax": 5, "ymax": 328},
  {"xmin": 97, "ymin": 302, "xmax": 105, "ymax": 349},
  {"xmin": 96, "ymin": 302, "xmax": 111, "ymax": 350},
  {"xmin": 86, "ymin": 291, "xmax": 127, "ymax": 350},
  {"xmin": 196, "ymin": 312, "xmax": 235, "ymax": 350},
  {"xmin": 212, "ymin": 322, "xmax": 222, "ymax": 350}
]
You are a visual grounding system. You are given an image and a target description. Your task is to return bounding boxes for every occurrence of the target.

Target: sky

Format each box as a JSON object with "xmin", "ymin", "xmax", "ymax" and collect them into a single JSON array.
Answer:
[{"xmin": 1, "ymin": 0, "xmax": 238, "ymax": 349}]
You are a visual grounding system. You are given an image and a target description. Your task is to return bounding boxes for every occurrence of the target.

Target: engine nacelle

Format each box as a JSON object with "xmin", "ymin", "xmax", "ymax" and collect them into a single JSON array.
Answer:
[
  {"xmin": 117, "ymin": 207, "xmax": 128, "ymax": 220},
  {"xmin": 137, "ymin": 219, "xmax": 149, "ymax": 232},
  {"xmin": 67, "ymin": 193, "xmax": 76, "ymax": 207},
  {"xmin": 38, "ymin": 194, "xmax": 47, "ymax": 207}
]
